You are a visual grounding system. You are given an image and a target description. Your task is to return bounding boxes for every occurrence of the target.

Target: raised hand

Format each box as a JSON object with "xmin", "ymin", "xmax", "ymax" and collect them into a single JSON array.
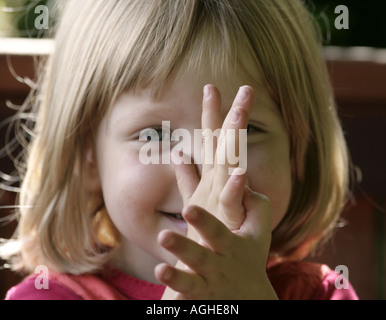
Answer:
[
  {"xmin": 172, "ymin": 85, "xmax": 253, "ymax": 235},
  {"xmin": 156, "ymin": 193, "xmax": 277, "ymax": 299},
  {"xmin": 157, "ymin": 85, "xmax": 277, "ymax": 300}
]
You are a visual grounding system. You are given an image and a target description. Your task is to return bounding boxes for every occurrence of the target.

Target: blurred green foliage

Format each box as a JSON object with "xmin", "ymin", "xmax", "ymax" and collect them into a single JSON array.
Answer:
[
  {"xmin": 0, "ymin": 0, "xmax": 385, "ymax": 47},
  {"xmin": 308, "ymin": 0, "xmax": 386, "ymax": 48},
  {"xmin": 16, "ymin": 0, "xmax": 50, "ymax": 38},
  {"xmin": 0, "ymin": 0, "xmax": 49, "ymax": 38}
]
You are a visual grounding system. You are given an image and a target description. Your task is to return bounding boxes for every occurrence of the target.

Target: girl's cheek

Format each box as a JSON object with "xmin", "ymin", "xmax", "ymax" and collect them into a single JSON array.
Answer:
[{"xmin": 246, "ymin": 149, "xmax": 292, "ymax": 228}]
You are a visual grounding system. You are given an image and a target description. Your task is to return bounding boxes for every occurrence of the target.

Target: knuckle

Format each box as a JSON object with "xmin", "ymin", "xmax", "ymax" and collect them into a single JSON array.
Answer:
[
  {"xmin": 219, "ymin": 190, "xmax": 232, "ymax": 206},
  {"xmin": 194, "ymin": 250, "xmax": 209, "ymax": 267},
  {"xmin": 216, "ymin": 132, "xmax": 226, "ymax": 152},
  {"xmin": 182, "ymin": 278, "xmax": 196, "ymax": 295}
]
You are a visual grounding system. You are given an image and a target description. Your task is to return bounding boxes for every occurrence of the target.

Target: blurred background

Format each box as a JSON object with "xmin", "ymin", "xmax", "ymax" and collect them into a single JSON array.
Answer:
[
  {"xmin": 0, "ymin": 0, "xmax": 385, "ymax": 47},
  {"xmin": 0, "ymin": 0, "xmax": 385, "ymax": 300},
  {"xmin": 0, "ymin": 0, "xmax": 51, "ymax": 38}
]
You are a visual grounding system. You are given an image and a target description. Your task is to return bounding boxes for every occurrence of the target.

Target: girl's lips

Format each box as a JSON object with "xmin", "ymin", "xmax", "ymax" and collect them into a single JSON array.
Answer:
[
  {"xmin": 159, "ymin": 211, "xmax": 187, "ymax": 232},
  {"xmin": 159, "ymin": 211, "xmax": 185, "ymax": 221}
]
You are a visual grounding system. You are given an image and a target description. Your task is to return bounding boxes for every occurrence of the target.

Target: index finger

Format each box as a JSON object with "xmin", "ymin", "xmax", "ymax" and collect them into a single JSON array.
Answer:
[
  {"xmin": 214, "ymin": 86, "xmax": 254, "ymax": 187},
  {"xmin": 201, "ymin": 85, "xmax": 222, "ymax": 176}
]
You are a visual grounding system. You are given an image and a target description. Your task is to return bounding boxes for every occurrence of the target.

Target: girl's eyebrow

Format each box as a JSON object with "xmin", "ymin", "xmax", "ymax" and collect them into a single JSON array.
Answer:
[
  {"xmin": 113, "ymin": 102, "xmax": 181, "ymax": 128},
  {"xmin": 251, "ymin": 90, "xmax": 281, "ymax": 116},
  {"xmin": 250, "ymin": 100, "xmax": 276, "ymax": 116}
]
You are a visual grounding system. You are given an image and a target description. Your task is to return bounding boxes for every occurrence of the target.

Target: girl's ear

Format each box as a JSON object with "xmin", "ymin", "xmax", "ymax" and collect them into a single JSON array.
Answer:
[{"xmin": 75, "ymin": 138, "xmax": 102, "ymax": 193}]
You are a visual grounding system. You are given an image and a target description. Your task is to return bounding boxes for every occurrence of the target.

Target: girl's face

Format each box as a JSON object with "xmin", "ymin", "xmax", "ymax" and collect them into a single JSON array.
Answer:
[{"xmin": 94, "ymin": 74, "xmax": 292, "ymax": 283}]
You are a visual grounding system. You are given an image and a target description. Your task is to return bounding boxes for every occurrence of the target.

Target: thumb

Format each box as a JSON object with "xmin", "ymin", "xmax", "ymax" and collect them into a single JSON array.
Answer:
[{"xmin": 240, "ymin": 186, "xmax": 272, "ymax": 238}]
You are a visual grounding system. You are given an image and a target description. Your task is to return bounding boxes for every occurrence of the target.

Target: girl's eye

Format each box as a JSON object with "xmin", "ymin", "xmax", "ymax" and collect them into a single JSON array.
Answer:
[
  {"xmin": 139, "ymin": 128, "xmax": 170, "ymax": 142},
  {"xmin": 247, "ymin": 124, "xmax": 265, "ymax": 135}
]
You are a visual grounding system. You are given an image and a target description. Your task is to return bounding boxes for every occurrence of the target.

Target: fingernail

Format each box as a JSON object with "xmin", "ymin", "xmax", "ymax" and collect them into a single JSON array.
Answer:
[
  {"xmin": 163, "ymin": 268, "xmax": 173, "ymax": 281},
  {"xmin": 161, "ymin": 234, "xmax": 174, "ymax": 247},
  {"xmin": 204, "ymin": 85, "xmax": 211, "ymax": 99},
  {"xmin": 231, "ymin": 107, "xmax": 241, "ymax": 124},
  {"xmin": 231, "ymin": 174, "xmax": 240, "ymax": 183},
  {"xmin": 183, "ymin": 207, "xmax": 198, "ymax": 221},
  {"xmin": 231, "ymin": 167, "xmax": 245, "ymax": 179},
  {"xmin": 237, "ymin": 86, "xmax": 249, "ymax": 101}
]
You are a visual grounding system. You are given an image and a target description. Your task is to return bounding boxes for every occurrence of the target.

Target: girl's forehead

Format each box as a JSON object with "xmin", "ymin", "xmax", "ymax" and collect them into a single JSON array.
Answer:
[
  {"xmin": 154, "ymin": 65, "xmax": 266, "ymax": 102},
  {"xmin": 175, "ymin": 70, "xmax": 274, "ymax": 109},
  {"xmin": 111, "ymin": 71, "xmax": 278, "ymax": 126}
]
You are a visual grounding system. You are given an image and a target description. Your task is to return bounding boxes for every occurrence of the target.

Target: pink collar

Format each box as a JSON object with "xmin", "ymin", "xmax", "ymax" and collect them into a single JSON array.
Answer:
[{"xmin": 99, "ymin": 266, "xmax": 166, "ymax": 300}]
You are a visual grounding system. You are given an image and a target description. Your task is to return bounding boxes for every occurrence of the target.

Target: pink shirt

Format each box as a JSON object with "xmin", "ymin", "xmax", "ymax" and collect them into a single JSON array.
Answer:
[
  {"xmin": 5, "ymin": 266, "xmax": 165, "ymax": 300},
  {"xmin": 267, "ymin": 260, "xmax": 358, "ymax": 300},
  {"xmin": 5, "ymin": 261, "xmax": 358, "ymax": 300}
]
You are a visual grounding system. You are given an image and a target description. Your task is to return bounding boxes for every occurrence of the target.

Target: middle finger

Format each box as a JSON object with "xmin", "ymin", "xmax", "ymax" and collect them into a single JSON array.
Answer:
[{"xmin": 214, "ymin": 85, "xmax": 254, "ymax": 188}]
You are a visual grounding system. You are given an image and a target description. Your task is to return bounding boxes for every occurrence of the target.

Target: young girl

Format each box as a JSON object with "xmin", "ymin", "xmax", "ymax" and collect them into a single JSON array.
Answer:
[{"xmin": 1, "ymin": 0, "xmax": 358, "ymax": 300}]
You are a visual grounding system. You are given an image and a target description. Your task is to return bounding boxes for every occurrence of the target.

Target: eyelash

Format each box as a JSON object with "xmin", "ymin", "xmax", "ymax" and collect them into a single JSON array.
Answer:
[
  {"xmin": 139, "ymin": 123, "xmax": 265, "ymax": 142},
  {"xmin": 139, "ymin": 127, "xmax": 169, "ymax": 142},
  {"xmin": 246, "ymin": 124, "xmax": 266, "ymax": 135}
]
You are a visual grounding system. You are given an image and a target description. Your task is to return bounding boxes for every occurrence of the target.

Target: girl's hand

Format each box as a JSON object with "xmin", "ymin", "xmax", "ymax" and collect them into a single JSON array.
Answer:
[
  {"xmin": 156, "ymin": 193, "xmax": 277, "ymax": 300},
  {"xmin": 157, "ymin": 85, "xmax": 277, "ymax": 299},
  {"xmin": 173, "ymin": 85, "xmax": 254, "ymax": 236}
]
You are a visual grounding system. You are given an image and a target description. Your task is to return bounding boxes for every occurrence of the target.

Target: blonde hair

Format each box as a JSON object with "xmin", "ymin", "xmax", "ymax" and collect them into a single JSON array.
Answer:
[{"xmin": 1, "ymin": 0, "xmax": 349, "ymax": 274}]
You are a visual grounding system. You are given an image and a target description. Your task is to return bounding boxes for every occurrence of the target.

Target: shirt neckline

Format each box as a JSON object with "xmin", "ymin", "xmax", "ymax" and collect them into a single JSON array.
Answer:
[{"xmin": 99, "ymin": 266, "xmax": 166, "ymax": 300}]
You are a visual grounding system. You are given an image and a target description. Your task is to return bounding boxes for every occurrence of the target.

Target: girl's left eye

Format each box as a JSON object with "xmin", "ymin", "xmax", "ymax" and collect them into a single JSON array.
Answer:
[
  {"xmin": 137, "ymin": 123, "xmax": 263, "ymax": 142},
  {"xmin": 138, "ymin": 128, "xmax": 170, "ymax": 142}
]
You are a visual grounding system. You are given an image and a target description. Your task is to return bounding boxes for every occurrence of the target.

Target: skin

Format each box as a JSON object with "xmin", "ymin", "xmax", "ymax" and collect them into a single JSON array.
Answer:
[{"xmin": 91, "ymin": 74, "xmax": 292, "ymax": 299}]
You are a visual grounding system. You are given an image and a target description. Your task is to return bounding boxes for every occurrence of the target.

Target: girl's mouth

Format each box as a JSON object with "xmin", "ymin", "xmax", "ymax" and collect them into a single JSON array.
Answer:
[
  {"xmin": 158, "ymin": 211, "xmax": 187, "ymax": 233},
  {"xmin": 159, "ymin": 211, "xmax": 185, "ymax": 221},
  {"xmin": 160, "ymin": 211, "xmax": 185, "ymax": 221}
]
